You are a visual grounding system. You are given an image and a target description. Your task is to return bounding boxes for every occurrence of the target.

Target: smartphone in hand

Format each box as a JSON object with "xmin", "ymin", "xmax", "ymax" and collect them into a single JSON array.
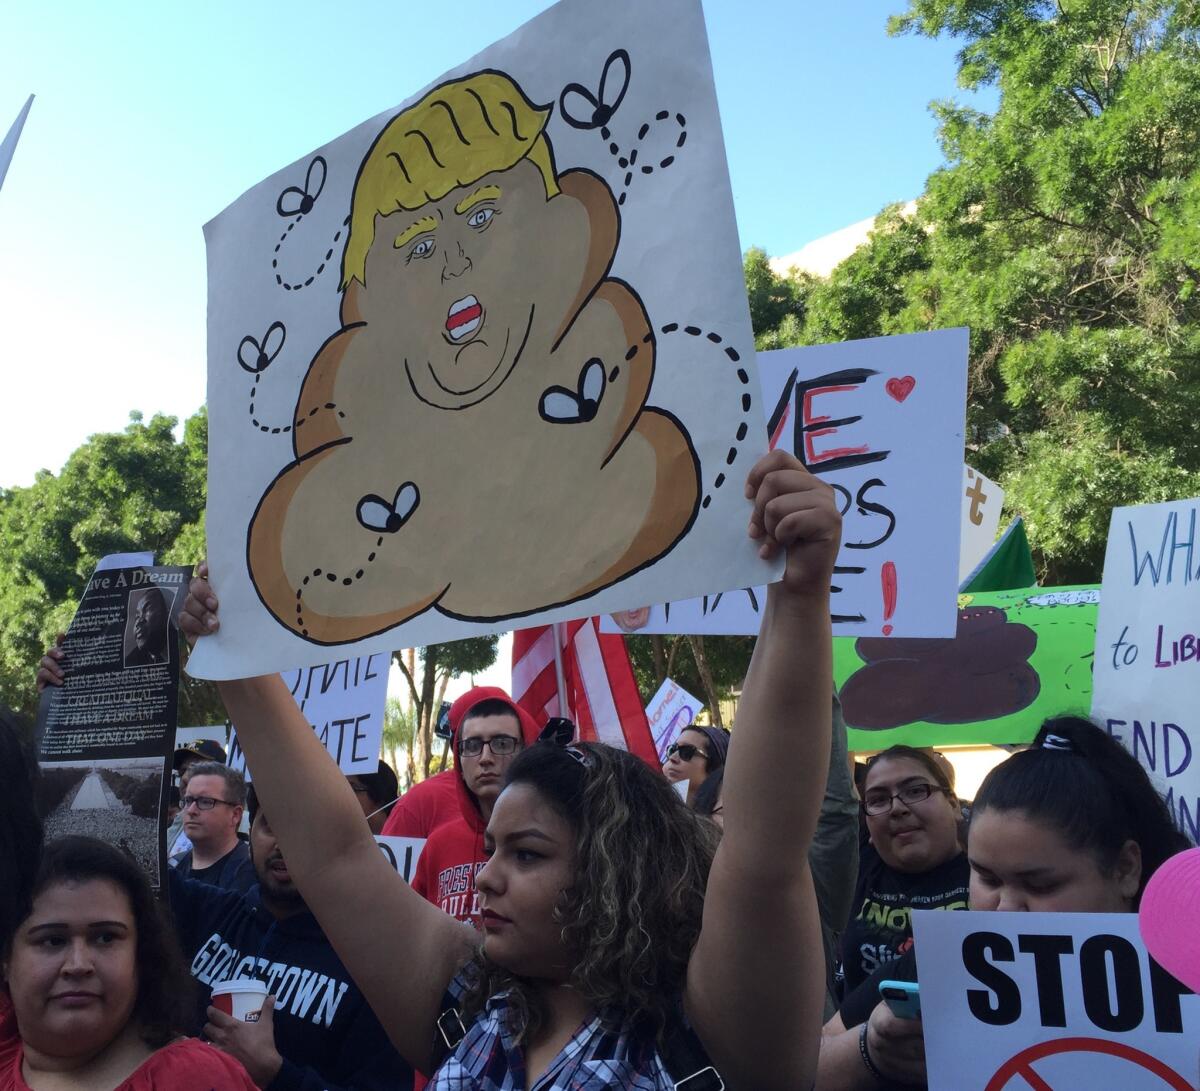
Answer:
[{"xmin": 879, "ymin": 980, "xmax": 921, "ymax": 1021}]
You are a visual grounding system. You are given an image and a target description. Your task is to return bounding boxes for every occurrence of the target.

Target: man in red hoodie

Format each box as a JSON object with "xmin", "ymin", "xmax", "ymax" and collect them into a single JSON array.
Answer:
[{"xmin": 408, "ymin": 686, "xmax": 540, "ymax": 924}]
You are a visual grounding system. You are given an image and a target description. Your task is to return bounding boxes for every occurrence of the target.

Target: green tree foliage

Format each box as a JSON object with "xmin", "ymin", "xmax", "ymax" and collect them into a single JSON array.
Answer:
[
  {"xmin": 625, "ymin": 633, "xmax": 756, "ymax": 727},
  {"xmin": 393, "ymin": 637, "xmax": 499, "ymax": 781},
  {"xmin": 751, "ymin": 0, "xmax": 1200, "ymax": 582},
  {"xmin": 0, "ymin": 411, "xmax": 220, "ymax": 723},
  {"xmin": 744, "ymin": 246, "xmax": 813, "ymax": 350},
  {"xmin": 381, "ymin": 696, "xmax": 418, "ymax": 789}
]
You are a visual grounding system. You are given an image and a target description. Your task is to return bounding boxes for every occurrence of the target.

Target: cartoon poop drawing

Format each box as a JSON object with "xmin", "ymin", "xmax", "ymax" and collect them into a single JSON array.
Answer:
[
  {"xmin": 248, "ymin": 72, "xmax": 700, "ymax": 644},
  {"xmin": 839, "ymin": 606, "xmax": 1040, "ymax": 730}
]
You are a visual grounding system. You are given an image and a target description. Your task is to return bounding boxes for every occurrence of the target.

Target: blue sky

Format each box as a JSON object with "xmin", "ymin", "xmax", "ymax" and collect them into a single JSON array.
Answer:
[{"xmin": 0, "ymin": 0, "xmax": 988, "ymax": 488}]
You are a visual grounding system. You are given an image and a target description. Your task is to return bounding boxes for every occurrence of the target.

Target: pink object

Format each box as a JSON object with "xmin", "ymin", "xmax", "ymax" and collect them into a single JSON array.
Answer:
[{"xmin": 1139, "ymin": 847, "xmax": 1200, "ymax": 991}]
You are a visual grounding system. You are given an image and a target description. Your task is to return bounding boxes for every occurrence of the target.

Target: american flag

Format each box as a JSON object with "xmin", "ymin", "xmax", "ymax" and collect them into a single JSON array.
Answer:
[{"xmin": 511, "ymin": 618, "xmax": 658, "ymax": 766}]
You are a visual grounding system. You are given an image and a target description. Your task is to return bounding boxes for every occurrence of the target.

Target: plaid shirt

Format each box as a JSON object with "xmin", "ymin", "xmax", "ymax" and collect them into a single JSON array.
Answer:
[{"xmin": 428, "ymin": 972, "xmax": 680, "ymax": 1090}]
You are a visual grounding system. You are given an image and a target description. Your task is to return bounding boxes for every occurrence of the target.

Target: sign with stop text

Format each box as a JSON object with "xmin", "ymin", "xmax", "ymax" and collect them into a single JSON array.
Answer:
[
  {"xmin": 914, "ymin": 910, "xmax": 1197, "ymax": 1090},
  {"xmin": 1092, "ymin": 497, "xmax": 1200, "ymax": 843},
  {"xmin": 600, "ymin": 329, "xmax": 968, "ymax": 638}
]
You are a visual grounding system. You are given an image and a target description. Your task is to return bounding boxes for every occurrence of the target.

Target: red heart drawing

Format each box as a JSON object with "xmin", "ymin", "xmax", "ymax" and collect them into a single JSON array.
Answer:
[{"xmin": 886, "ymin": 375, "xmax": 916, "ymax": 403}]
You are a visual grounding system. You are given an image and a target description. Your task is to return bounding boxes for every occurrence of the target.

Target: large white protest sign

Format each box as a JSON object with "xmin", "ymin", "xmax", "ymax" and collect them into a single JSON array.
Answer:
[
  {"xmin": 601, "ymin": 329, "xmax": 968, "ymax": 638},
  {"xmin": 229, "ymin": 654, "xmax": 387, "ymax": 777},
  {"xmin": 644, "ymin": 677, "xmax": 703, "ymax": 762},
  {"xmin": 374, "ymin": 836, "xmax": 426, "ymax": 884},
  {"xmin": 914, "ymin": 910, "xmax": 1197, "ymax": 1090},
  {"xmin": 1092, "ymin": 498, "xmax": 1200, "ymax": 842},
  {"xmin": 190, "ymin": 0, "xmax": 779, "ymax": 681},
  {"xmin": 960, "ymin": 465, "xmax": 1004, "ymax": 583}
]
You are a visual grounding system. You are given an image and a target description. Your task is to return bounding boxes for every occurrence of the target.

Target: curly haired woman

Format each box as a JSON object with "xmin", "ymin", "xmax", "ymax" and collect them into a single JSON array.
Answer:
[{"xmin": 181, "ymin": 450, "xmax": 840, "ymax": 1090}]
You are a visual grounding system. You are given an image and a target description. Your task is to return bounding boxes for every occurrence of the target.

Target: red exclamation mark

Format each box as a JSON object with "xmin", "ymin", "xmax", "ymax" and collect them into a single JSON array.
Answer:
[{"xmin": 881, "ymin": 561, "xmax": 897, "ymax": 636}]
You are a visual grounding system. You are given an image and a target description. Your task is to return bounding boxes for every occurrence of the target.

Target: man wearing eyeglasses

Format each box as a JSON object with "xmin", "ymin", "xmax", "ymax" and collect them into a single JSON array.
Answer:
[
  {"xmin": 174, "ymin": 761, "xmax": 256, "ymax": 895},
  {"xmin": 409, "ymin": 686, "xmax": 540, "ymax": 923}
]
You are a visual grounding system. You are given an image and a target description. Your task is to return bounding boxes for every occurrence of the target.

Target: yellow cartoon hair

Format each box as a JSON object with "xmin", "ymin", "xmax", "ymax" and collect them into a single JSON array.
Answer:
[{"xmin": 342, "ymin": 72, "xmax": 560, "ymax": 288}]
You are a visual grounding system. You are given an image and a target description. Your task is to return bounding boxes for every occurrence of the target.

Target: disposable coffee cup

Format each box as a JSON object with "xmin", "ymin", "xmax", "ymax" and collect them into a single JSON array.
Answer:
[{"xmin": 210, "ymin": 978, "xmax": 268, "ymax": 1022}]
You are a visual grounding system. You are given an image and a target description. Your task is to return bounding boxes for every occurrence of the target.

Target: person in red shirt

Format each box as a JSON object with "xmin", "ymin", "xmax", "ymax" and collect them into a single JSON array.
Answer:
[
  {"xmin": 378, "ymin": 768, "xmax": 459, "ymax": 839},
  {"xmin": 1, "ymin": 836, "xmax": 255, "ymax": 1091},
  {"xmin": 408, "ymin": 688, "xmax": 540, "ymax": 924}
]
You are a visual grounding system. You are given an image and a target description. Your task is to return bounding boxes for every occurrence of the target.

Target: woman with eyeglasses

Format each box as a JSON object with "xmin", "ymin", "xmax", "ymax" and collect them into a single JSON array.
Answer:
[
  {"xmin": 839, "ymin": 746, "xmax": 969, "ymax": 1000},
  {"xmin": 813, "ymin": 746, "xmax": 966, "ymax": 1089},
  {"xmin": 814, "ymin": 717, "xmax": 1193, "ymax": 1090},
  {"xmin": 180, "ymin": 449, "xmax": 840, "ymax": 1090},
  {"xmin": 662, "ymin": 726, "xmax": 729, "ymax": 806}
]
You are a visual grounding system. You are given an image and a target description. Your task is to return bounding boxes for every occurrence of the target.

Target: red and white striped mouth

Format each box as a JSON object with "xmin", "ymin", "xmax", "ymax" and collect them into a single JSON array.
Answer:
[{"xmin": 446, "ymin": 294, "xmax": 483, "ymax": 341}]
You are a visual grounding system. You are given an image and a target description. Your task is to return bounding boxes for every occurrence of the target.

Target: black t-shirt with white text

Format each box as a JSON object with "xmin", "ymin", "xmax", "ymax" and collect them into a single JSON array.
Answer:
[{"xmin": 837, "ymin": 842, "xmax": 969, "ymax": 997}]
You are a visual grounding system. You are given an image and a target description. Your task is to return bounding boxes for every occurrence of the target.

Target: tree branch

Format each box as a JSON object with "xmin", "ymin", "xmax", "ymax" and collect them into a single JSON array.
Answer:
[
  {"xmin": 686, "ymin": 635, "xmax": 724, "ymax": 728},
  {"xmin": 393, "ymin": 650, "xmax": 420, "ymax": 708}
]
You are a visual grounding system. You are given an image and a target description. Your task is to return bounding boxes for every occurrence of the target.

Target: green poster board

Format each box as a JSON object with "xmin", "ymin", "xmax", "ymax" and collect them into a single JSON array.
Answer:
[{"xmin": 836, "ymin": 586, "xmax": 1099, "ymax": 750}]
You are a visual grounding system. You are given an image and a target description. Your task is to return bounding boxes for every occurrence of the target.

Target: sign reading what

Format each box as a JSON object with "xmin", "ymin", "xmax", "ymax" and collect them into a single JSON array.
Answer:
[{"xmin": 1092, "ymin": 498, "xmax": 1200, "ymax": 842}]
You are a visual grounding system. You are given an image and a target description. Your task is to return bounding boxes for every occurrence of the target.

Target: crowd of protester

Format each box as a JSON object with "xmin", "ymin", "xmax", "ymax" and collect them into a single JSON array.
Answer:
[{"xmin": 2, "ymin": 451, "xmax": 1195, "ymax": 1089}]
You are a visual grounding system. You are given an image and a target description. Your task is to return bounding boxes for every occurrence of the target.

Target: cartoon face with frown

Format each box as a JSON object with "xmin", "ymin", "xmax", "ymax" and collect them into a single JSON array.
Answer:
[{"xmin": 248, "ymin": 72, "xmax": 699, "ymax": 644}]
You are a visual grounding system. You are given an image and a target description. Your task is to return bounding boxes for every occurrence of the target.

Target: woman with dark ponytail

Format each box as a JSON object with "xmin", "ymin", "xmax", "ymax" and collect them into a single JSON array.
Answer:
[
  {"xmin": 818, "ymin": 715, "xmax": 1193, "ymax": 1090},
  {"xmin": 967, "ymin": 715, "xmax": 1191, "ymax": 911}
]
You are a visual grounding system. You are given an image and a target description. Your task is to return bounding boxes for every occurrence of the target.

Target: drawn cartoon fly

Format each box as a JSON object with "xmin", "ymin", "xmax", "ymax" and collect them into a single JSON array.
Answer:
[{"xmin": 248, "ymin": 71, "xmax": 700, "ymax": 644}]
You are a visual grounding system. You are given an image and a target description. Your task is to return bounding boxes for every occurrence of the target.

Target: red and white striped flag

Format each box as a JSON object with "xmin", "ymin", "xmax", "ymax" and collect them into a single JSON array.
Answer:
[{"xmin": 511, "ymin": 619, "xmax": 658, "ymax": 766}]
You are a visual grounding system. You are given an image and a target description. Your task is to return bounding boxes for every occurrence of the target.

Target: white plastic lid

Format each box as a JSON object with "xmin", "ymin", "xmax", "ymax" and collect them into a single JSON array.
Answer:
[{"xmin": 210, "ymin": 978, "xmax": 269, "ymax": 997}]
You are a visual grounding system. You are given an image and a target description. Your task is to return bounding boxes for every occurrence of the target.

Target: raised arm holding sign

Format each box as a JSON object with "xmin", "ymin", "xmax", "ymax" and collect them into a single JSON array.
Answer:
[{"xmin": 181, "ymin": 448, "xmax": 839, "ymax": 1089}]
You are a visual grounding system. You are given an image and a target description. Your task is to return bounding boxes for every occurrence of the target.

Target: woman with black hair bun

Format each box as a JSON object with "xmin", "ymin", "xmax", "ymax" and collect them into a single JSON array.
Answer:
[
  {"xmin": 817, "ymin": 715, "xmax": 1193, "ymax": 1090},
  {"xmin": 967, "ymin": 715, "xmax": 1191, "ymax": 912}
]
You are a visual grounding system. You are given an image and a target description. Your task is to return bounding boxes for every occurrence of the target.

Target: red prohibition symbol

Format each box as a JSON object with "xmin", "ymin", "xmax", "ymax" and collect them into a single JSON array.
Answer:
[{"xmin": 984, "ymin": 1037, "xmax": 1193, "ymax": 1091}]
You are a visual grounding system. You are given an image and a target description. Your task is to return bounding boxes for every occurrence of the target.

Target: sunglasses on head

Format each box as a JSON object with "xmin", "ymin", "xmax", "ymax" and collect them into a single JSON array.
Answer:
[
  {"xmin": 666, "ymin": 742, "xmax": 708, "ymax": 762},
  {"xmin": 534, "ymin": 717, "xmax": 593, "ymax": 769},
  {"xmin": 537, "ymin": 717, "xmax": 576, "ymax": 746}
]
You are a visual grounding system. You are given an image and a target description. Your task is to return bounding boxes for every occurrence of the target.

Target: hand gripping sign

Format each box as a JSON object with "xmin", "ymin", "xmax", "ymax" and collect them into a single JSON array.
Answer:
[{"xmin": 601, "ymin": 328, "xmax": 969, "ymax": 639}]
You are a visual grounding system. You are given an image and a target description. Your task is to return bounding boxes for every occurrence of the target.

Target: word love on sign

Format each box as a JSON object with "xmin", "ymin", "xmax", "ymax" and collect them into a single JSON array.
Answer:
[
  {"xmin": 600, "ymin": 329, "xmax": 969, "ymax": 638},
  {"xmin": 1093, "ymin": 498, "xmax": 1200, "ymax": 842},
  {"xmin": 915, "ymin": 911, "xmax": 1197, "ymax": 1090}
]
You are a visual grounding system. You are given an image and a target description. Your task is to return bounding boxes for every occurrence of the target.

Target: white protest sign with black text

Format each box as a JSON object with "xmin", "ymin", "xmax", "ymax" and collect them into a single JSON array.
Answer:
[
  {"xmin": 1092, "ymin": 498, "xmax": 1199, "ymax": 841},
  {"xmin": 914, "ymin": 910, "xmax": 1197, "ymax": 1091},
  {"xmin": 644, "ymin": 677, "xmax": 703, "ymax": 763},
  {"xmin": 601, "ymin": 329, "xmax": 968, "ymax": 638},
  {"xmin": 230, "ymin": 654, "xmax": 387, "ymax": 777}
]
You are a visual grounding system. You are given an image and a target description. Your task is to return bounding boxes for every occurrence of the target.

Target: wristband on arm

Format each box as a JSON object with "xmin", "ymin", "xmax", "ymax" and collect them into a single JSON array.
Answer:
[{"xmin": 859, "ymin": 1021, "xmax": 886, "ymax": 1083}]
